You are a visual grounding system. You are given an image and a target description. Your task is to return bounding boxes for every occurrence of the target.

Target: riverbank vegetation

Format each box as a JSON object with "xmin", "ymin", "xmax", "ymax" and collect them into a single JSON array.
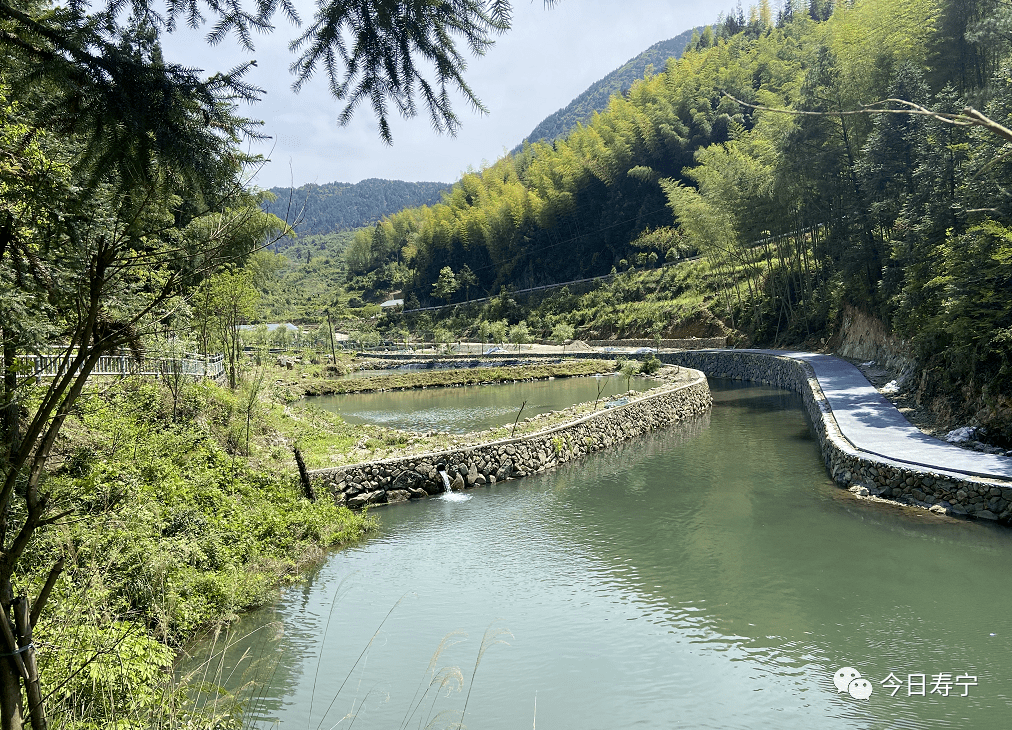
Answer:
[{"xmin": 28, "ymin": 375, "xmax": 373, "ymax": 728}]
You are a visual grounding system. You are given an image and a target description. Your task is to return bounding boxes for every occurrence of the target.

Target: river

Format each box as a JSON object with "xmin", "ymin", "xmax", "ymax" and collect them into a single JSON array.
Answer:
[{"xmin": 188, "ymin": 380, "xmax": 1012, "ymax": 729}]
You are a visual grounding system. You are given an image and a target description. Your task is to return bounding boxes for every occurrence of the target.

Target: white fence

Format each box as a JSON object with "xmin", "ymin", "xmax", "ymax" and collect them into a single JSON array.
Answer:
[{"xmin": 15, "ymin": 352, "xmax": 225, "ymax": 383}]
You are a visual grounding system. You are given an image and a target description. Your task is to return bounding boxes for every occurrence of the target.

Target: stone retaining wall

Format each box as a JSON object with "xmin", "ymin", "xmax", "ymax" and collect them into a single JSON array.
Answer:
[
  {"xmin": 662, "ymin": 350, "xmax": 1012, "ymax": 524},
  {"xmin": 310, "ymin": 371, "xmax": 712, "ymax": 508}
]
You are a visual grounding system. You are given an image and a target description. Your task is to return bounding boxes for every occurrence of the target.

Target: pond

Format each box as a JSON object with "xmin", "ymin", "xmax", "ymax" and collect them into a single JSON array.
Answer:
[
  {"xmin": 192, "ymin": 381, "xmax": 1012, "ymax": 729},
  {"xmin": 302, "ymin": 373, "xmax": 655, "ymax": 433}
]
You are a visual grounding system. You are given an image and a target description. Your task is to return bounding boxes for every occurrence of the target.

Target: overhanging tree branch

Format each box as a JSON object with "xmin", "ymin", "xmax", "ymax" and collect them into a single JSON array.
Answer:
[{"xmin": 722, "ymin": 92, "xmax": 1012, "ymax": 144}]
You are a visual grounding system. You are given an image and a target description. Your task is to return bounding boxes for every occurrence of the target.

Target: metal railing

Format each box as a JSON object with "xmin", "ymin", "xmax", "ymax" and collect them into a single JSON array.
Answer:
[{"xmin": 14, "ymin": 352, "xmax": 226, "ymax": 383}]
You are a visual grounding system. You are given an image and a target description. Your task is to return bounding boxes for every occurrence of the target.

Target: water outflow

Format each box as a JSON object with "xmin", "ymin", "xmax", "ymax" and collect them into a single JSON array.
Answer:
[{"xmin": 436, "ymin": 465, "xmax": 470, "ymax": 501}]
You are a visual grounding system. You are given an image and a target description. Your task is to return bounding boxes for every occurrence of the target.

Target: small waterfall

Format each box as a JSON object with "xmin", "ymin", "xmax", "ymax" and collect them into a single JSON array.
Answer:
[{"xmin": 437, "ymin": 467, "xmax": 470, "ymax": 501}]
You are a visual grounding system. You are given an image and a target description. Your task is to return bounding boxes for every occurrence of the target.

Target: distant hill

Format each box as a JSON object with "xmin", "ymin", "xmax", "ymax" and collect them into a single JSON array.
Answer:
[
  {"xmin": 266, "ymin": 178, "xmax": 451, "ymax": 236},
  {"xmin": 514, "ymin": 27, "xmax": 700, "ymax": 152}
]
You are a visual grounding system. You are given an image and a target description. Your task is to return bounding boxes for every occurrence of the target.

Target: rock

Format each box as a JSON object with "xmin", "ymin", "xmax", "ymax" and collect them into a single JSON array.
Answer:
[
  {"xmin": 391, "ymin": 470, "xmax": 425, "ymax": 491},
  {"xmin": 945, "ymin": 426, "xmax": 977, "ymax": 443},
  {"xmin": 495, "ymin": 461, "xmax": 513, "ymax": 481},
  {"xmin": 450, "ymin": 473, "xmax": 465, "ymax": 491},
  {"xmin": 348, "ymin": 493, "xmax": 370, "ymax": 508},
  {"xmin": 474, "ymin": 474, "xmax": 487, "ymax": 486},
  {"xmin": 488, "ymin": 474, "xmax": 496, "ymax": 485},
  {"xmin": 387, "ymin": 489, "xmax": 411, "ymax": 503},
  {"xmin": 422, "ymin": 479, "xmax": 444, "ymax": 496},
  {"xmin": 849, "ymin": 485, "xmax": 870, "ymax": 497},
  {"xmin": 978, "ymin": 510, "xmax": 998, "ymax": 520},
  {"xmin": 408, "ymin": 487, "xmax": 428, "ymax": 499},
  {"xmin": 467, "ymin": 463, "xmax": 479, "ymax": 486},
  {"xmin": 366, "ymin": 490, "xmax": 387, "ymax": 504}
]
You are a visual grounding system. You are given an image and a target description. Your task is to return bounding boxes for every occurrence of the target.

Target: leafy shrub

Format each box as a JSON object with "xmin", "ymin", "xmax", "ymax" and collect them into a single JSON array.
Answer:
[{"xmin": 640, "ymin": 355, "xmax": 662, "ymax": 374}]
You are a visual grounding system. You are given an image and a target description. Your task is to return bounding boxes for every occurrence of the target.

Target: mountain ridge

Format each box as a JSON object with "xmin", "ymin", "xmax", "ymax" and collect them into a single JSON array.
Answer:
[
  {"xmin": 266, "ymin": 178, "xmax": 451, "ymax": 236},
  {"xmin": 513, "ymin": 26, "xmax": 701, "ymax": 152}
]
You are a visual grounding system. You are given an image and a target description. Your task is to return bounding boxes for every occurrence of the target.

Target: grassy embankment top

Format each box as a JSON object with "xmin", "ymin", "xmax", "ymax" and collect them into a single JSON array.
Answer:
[{"xmin": 298, "ymin": 359, "xmax": 617, "ymax": 396}]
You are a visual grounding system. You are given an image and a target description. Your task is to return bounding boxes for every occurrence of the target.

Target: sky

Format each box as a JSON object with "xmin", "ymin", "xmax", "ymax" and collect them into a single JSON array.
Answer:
[{"xmin": 159, "ymin": 1, "xmax": 730, "ymax": 189}]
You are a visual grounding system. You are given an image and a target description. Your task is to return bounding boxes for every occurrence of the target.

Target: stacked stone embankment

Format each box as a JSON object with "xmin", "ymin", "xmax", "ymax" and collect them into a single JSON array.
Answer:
[
  {"xmin": 662, "ymin": 350, "xmax": 1012, "ymax": 524},
  {"xmin": 310, "ymin": 370, "xmax": 711, "ymax": 507}
]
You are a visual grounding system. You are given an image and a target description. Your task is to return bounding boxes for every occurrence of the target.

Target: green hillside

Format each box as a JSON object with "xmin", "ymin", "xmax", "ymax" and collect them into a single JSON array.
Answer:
[
  {"xmin": 350, "ymin": 0, "xmax": 1012, "ymax": 443},
  {"xmin": 267, "ymin": 178, "xmax": 450, "ymax": 235},
  {"xmin": 513, "ymin": 26, "xmax": 700, "ymax": 150}
]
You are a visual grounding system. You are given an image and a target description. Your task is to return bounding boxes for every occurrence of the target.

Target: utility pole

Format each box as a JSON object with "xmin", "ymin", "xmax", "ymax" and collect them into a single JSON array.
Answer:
[{"xmin": 326, "ymin": 311, "xmax": 338, "ymax": 363}]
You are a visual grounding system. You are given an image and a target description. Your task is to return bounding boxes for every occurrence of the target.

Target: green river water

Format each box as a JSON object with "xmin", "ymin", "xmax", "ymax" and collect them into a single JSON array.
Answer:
[{"xmin": 193, "ymin": 381, "xmax": 1012, "ymax": 729}]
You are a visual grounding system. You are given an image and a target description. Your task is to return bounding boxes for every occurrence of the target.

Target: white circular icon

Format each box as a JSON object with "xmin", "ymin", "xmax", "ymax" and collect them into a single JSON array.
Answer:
[
  {"xmin": 834, "ymin": 666, "xmax": 861, "ymax": 693},
  {"xmin": 848, "ymin": 677, "xmax": 873, "ymax": 700}
]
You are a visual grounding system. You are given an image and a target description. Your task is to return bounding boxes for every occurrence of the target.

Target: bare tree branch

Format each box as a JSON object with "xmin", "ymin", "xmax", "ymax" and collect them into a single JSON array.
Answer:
[{"xmin": 722, "ymin": 92, "xmax": 1012, "ymax": 144}]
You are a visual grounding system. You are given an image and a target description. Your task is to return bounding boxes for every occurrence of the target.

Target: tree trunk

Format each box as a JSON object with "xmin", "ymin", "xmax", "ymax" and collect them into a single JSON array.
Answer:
[
  {"xmin": 0, "ymin": 583, "xmax": 24, "ymax": 730},
  {"xmin": 0, "ymin": 662, "xmax": 22, "ymax": 730},
  {"xmin": 12, "ymin": 600, "xmax": 44, "ymax": 730}
]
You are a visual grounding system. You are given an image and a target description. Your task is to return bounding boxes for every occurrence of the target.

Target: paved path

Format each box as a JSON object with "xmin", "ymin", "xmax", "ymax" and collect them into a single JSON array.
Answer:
[{"xmin": 754, "ymin": 350, "xmax": 1012, "ymax": 482}]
